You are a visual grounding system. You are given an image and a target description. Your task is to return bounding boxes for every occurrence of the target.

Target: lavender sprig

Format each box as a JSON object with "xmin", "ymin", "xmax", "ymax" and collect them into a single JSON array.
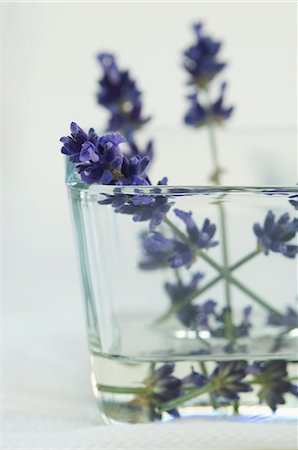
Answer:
[
  {"xmin": 253, "ymin": 210, "xmax": 298, "ymax": 259},
  {"xmin": 183, "ymin": 23, "xmax": 225, "ymax": 88},
  {"xmin": 183, "ymin": 21, "xmax": 235, "ymax": 341},
  {"xmin": 61, "ymin": 123, "xmax": 150, "ymax": 185},
  {"xmin": 96, "ymin": 52, "xmax": 154, "ymax": 160},
  {"xmin": 185, "ymin": 83, "xmax": 234, "ymax": 128}
]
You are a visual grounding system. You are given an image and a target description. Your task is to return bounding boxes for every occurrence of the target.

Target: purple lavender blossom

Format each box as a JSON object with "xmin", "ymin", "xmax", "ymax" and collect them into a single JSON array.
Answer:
[
  {"xmin": 139, "ymin": 232, "xmax": 194, "ymax": 269},
  {"xmin": 97, "ymin": 53, "xmax": 140, "ymax": 110},
  {"xmin": 165, "ymin": 273, "xmax": 217, "ymax": 328},
  {"xmin": 182, "ymin": 366, "xmax": 208, "ymax": 388},
  {"xmin": 96, "ymin": 53, "xmax": 152, "ymax": 159},
  {"xmin": 117, "ymin": 195, "xmax": 173, "ymax": 231},
  {"xmin": 184, "ymin": 83, "xmax": 233, "ymax": 127},
  {"xmin": 174, "ymin": 208, "xmax": 218, "ymax": 250},
  {"xmin": 184, "ymin": 93, "xmax": 207, "ymax": 127},
  {"xmin": 253, "ymin": 210, "xmax": 298, "ymax": 258},
  {"xmin": 249, "ymin": 360, "xmax": 298, "ymax": 412},
  {"xmin": 107, "ymin": 101, "xmax": 150, "ymax": 137},
  {"xmin": 210, "ymin": 361, "xmax": 252, "ymax": 401},
  {"xmin": 61, "ymin": 123, "xmax": 98, "ymax": 163},
  {"xmin": 144, "ymin": 364, "xmax": 182, "ymax": 419},
  {"xmin": 60, "ymin": 123, "xmax": 150, "ymax": 185},
  {"xmin": 138, "ymin": 232, "xmax": 170, "ymax": 270},
  {"xmin": 212, "ymin": 82, "xmax": 234, "ymax": 123},
  {"xmin": 127, "ymin": 137, "xmax": 154, "ymax": 160},
  {"xmin": 98, "ymin": 178, "xmax": 173, "ymax": 231},
  {"xmin": 183, "ymin": 22, "xmax": 226, "ymax": 87},
  {"xmin": 213, "ymin": 305, "xmax": 252, "ymax": 339},
  {"xmin": 267, "ymin": 306, "xmax": 298, "ymax": 330}
]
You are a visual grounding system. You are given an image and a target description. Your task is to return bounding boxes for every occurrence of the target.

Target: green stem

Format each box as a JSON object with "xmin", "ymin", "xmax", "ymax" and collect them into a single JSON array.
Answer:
[
  {"xmin": 230, "ymin": 249, "xmax": 260, "ymax": 271},
  {"xmin": 218, "ymin": 201, "xmax": 234, "ymax": 340},
  {"xmin": 206, "ymin": 116, "xmax": 221, "ymax": 184},
  {"xmin": 200, "ymin": 362, "xmax": 219, "ymax": 409},
  {"xmin": 155, "ymin": 249, "xmax": 260, "ymax": 324},
  {"xmin": 233, "ymin": 400, "xmax": 240, "ymax": 415},
  {"xmin": 199, "ymin": 249, "xmax": 282, "ymax": 317},
  {"xmin": 205, "ymin": 87, "xmax": 234, "ymax": 339},
  {"xmin": 174, "ymin": 268, "xmax": 182, "ymax": 284},
  {"xmin": 97, "ymin": 384, "xmax": 149, "ymax": 395},
  {"xmin": 155, "ymin": 274, "xmax": 222, "ymax": 324},
  {"xmin": 164, "ymin": 216, "xmax": 282, "ymax": 317},
  {"xmin": 158, "ymin": 383, "xmax": 216, "ymax": 412}
]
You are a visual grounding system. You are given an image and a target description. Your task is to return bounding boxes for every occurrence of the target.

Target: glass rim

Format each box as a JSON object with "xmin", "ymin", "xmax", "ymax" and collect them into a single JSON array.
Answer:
[{"xmin": 66, "ymin": 182, "xmax": 298, "ymax": 197}]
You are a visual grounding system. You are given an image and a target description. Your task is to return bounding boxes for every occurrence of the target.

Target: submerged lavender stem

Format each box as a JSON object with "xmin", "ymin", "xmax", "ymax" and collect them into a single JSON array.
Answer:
[
  {"xmin": 158, "ymin": 383, "xmax": 217, "ymax": 412},
  {"xmin": 205, "ymin": 86, "xmax": 234, "ymax": 341},
  {"xmin": 97, "ymin": 384, "xmax": 149, "ymax": 395}
]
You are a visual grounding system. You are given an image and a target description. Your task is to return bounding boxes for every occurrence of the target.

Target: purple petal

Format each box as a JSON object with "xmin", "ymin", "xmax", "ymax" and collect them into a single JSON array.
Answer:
[{"xmin": 102, "ymin": 170, "xmax": 113, "ymax": 184}]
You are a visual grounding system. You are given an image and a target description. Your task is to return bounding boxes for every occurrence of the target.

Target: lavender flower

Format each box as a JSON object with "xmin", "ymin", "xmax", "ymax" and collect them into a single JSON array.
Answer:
[
  {"xmin": 184, "ymin": 83, "xmax": 233, "ymax": 127},
  {"xmin": 212, "ymin": 83, "xmax": 234, "ymax": 123},
  {"xmin": 98, "ymin": 179, "xmax": 173, "ymax": 231},
  {"xmin": 249, "ymin": 360, "xmax": 298, "ymax": 412},
  {"xmin": 127, "ymin": 137, "xmax": 154, "ymax": 160},
  {"xmin": 107, "ymin": 101, "xmax": 150, "ymax": 137},
  {"xmin": 61, "ymin": 122, "xmax": 99, "ymax": 163},
  {"xmin": 183, "ymin": 23, "xmax": 226, "ymax": 88},
  {"xmin": 165, "ymin": 273, "xmax": 217, "ymax": 328},
  {"xmin": 116, "ymin": 190, "xmax": 173, "ymax": 232},
  {"xmin": 174, "ymin": 208, "xmax": 218, "ymax": 250},
  {"xmin": 182, "ymin": 366, "xmax": 208, "ymax": 388},
  {"xmin": 289, "ymin": 193, "xmax": 298, "ymax": 210},
  {"xmin": 213, "ymin": 305, "xmax": 252, "ymax": 339},
  {"xmin": 97, "ymin": 53, "xmax": 140, "ymax": 111},
  {"xmin": 143, "ymin": 364, "xmax": 182, "ymax": 418},
  {"xmin": 267, "ymin": 306, "xmax": 298, "ymax": 330},
  {"xmin": 253, "ymin": 210, "xmax": 298, "ymax": 258},
  {"xmin": 96, "ymin": 53, "xmax": 152, "ymax": 159},
  {"xmin": 184, "ymin": 93, "xmax": 207, "ymax": 127},
  {"xmin": 139, "ymin": 232, "xmax": 170, "ymax": 270},
  {"xmin": 60, "ymin": 123, "xmax": 150, "ymax": 185},
  {"xmin": 139, "ymin": 232, "xmax": 194, "ymax": 269},
  {"xmin": 210, "ymin": 361, "xmax": 252, "ymax": 401}
]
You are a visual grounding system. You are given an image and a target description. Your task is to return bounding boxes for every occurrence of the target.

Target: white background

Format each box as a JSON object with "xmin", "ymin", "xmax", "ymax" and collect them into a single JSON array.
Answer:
[{"xmin": 2, "ymin": 2, "xmax": 297, "ymax": 448}]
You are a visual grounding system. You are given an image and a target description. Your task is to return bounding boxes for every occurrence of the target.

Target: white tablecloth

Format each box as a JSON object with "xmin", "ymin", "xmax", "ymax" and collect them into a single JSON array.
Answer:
[{"xmin": 3, "ymin": 304, "xmax": 298, "ymax": 450}]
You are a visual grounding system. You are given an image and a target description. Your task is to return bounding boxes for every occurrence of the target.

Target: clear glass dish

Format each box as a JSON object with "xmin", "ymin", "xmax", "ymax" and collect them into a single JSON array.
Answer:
[{"xmin": 67, "ymin": 168, "xmax": 298, "ymax": 424}]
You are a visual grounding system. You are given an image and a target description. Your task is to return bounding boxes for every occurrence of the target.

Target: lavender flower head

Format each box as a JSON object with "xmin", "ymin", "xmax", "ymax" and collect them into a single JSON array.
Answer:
[
  {"xmin": 97, "ymin": 53, "xmax": 140, "ymax": 111},
  {"xmin": 183, "ymin": 22, "xmax": 226, "ymax": 87},
  {"xmin": 97, "ymin": 53, "xmax": 151, "ymax": 142},
  {"xmin": 210, "ymin": 361, "xmax": 252, "ymax": 401},
  {"xmin": 98, "ymin": 178, "xmax": 173, "ymax": 231},
  {"xmin": 184, "ymin": 82, "xmax": 234, "ymax": 127},
  {"xmin": 60, "ymin": 123, "xmax": 150, "ymax": 185},
  {"xmin": 174, "ymin": 208, "xmax": 218, "ymax": 249},
  {"xmin": 165, "ymin": 273, "xmax": 217, "ymax": 328},
  {"xmin": 249, "ymin": 360, "xmax": 298, "ymax": 412},
  {"xmin": 139, "ymin": 232, "xmax": 194, "ymax": 269},
  {"xmin": 253, "ymin": 210, "xmax": 298, "ymax": 258},
  {"xmin": 181, "ymin": 361, "xmax": 252, "ymax": 403},
  {"xmin": 143, "ymin": 364, "xmax": 182, "ymax": 418},
  {"xmin": 267, "ymin": 306, "xmax": 298, "ymax": 331}
]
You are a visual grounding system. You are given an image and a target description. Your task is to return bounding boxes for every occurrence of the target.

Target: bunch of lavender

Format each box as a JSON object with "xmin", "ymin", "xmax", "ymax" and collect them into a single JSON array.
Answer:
[
  {"xmin": 61, "ymin": 122, "xmax": 298, "ymax": 334},
  {"xmin": 96, "ymin": 53, "xmax": 153, "ymax": 160},
  {"xmin": 97, "ymin": 360, "xmax": 298, "ymax": 420},
  {"xmin": 183, "ymin": 22, "xmax": 233, "ymax": 183},
  {"xmin": 61, "ymin": 123, "xmax": 298, "ymax": 418},
  {"xmin": 60, "ymin": 21, "xmax": 298, "ymax": 422}
]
